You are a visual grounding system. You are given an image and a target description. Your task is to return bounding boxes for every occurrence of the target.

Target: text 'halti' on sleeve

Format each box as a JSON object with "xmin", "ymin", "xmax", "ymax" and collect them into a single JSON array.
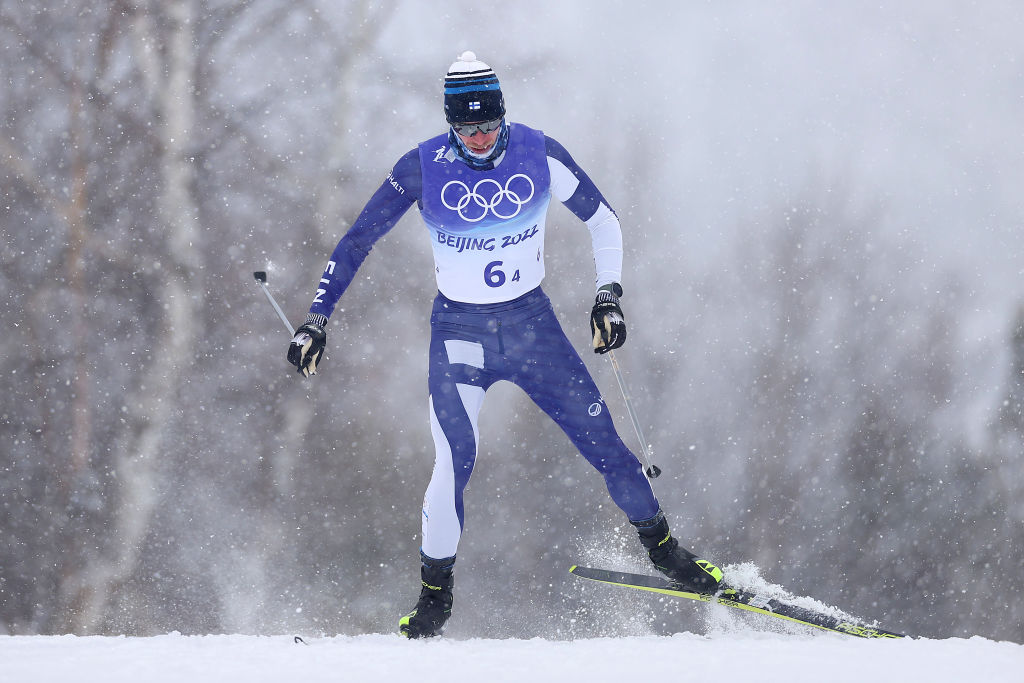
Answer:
[
  {"xmin": 308, "ymin": 149, "xmax": 421, "ymax": 320},
  {"xmin": 545, "ymin": 136, "xmax": 623, "ymax": 291}
]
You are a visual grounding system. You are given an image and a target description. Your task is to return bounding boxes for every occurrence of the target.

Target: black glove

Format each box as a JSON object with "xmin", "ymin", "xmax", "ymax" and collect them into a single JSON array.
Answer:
[
  {"xmin": 590, "ymin": 283, "xmax": 626, "ymax": 354},
  {"xmin": 287, "ymin": 314, "xmax": 327, "ymax": 377}
]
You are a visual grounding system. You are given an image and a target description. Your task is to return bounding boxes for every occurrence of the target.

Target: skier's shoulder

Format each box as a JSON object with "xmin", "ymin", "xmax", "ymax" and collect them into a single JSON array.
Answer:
[
  {"xmin": 379, "ymin": 147, "xmax": 421, "ymax": 199},
  {"xmin": 392, "ymin": 147, "xmax": 420, "ymax": 178},
  {"xmin": 539, "ymin": 131, "xmax": 606, "ymax": 210},
  {"xmin": 541, "ymin": 133, "xmax": 578, "ymax": 170}
]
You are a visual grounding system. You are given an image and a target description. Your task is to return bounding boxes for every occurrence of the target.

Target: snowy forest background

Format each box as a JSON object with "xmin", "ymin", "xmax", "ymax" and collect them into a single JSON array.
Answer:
[{"xmin": 2, "ymin": 0, "xmax": 1022, "ymax": 642}]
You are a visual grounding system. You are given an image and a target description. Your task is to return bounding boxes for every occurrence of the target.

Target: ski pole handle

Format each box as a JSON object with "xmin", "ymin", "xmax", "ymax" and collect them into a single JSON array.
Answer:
[
  {"xmin": 253, "ymin": 271, "xmax": 295, "ymax": 335},
  {"xmin": 607, "ymin": 350, "xmax": 661, "ymax": 479}
]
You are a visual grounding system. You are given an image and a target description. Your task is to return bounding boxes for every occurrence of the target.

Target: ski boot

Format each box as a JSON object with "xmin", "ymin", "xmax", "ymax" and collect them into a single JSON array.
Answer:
[
  {"xmin": 631, "ymin": 510, "xmax": 723, "ymax": 594},
  {"xmin": 399, "ymin": 553, "xmax": 455, "ymax": 638}
]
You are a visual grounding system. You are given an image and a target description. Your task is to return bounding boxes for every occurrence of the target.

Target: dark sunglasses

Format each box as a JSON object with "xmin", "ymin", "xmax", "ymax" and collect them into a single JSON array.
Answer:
[{"xmin": 451, "ymin": 118, "xmax": 503, "ymax": 137}]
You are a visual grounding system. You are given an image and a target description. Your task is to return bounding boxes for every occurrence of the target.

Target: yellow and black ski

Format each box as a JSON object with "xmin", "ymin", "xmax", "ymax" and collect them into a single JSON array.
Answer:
[{"xmin": 569, "ymin": 565, "xmax": 905, "ymax": 639}]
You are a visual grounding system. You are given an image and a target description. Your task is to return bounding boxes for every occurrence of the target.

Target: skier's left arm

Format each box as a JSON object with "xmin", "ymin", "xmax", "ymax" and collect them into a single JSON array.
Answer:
[{"xmin": 546, "ymin": 135, "xmax": 626, "ymax": 353}]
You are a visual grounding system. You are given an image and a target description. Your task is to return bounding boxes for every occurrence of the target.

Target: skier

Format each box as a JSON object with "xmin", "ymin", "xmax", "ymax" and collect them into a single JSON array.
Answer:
[{"xmin": 287, "ymin": 52, "xmax": 722, "ymax": 638}]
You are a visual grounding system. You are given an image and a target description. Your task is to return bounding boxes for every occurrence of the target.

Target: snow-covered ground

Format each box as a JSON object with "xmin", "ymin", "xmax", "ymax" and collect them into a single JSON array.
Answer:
[
  {"xmin": 4, "ymin": 560, "xmax": 1022, "ymax": 682},
  {"xmin": 1, "ymin": 631, "xmax": 1021, "ymax": 683}
]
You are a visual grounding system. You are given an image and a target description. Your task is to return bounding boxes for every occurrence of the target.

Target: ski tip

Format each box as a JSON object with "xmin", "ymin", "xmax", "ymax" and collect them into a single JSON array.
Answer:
[
  {"xmin": 253, "ymin": 271, "xmax": 267, "ymax": 282},
  {"xmin": 569, "ymin": 564, "xmax": 578, "ymax": 573}
]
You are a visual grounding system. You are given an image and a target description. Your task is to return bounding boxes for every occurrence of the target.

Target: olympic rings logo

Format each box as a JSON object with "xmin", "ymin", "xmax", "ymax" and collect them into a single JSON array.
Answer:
[{"xmin": 441, "ymin": 174, "xmax": 535, "ymax": 222}]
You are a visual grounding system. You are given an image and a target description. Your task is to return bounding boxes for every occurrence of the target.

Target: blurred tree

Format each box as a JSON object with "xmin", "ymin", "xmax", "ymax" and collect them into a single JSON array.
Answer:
[
  {"xmin": 0, "ymin": 0, "xmax": 406, "ymax": 635},
  {"xmin": 0, "ymin": 0, "xmax": 215, "ymax": 633},
  {"xmin": 980, "ymin": 306, "xmax": 1024, "ymax": 633},
  {"xmin": 632, "ymin": 184, "xmax": 1007, "ymax": 638}
]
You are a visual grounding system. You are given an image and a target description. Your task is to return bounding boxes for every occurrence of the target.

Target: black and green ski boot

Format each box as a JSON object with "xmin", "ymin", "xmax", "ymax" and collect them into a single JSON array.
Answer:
[
  {"xmin": 631, "ymin": 510, "xmax": 723, "ymax": 594},
  {"xmin": 399, "ymin": 553, "xmax": 455, "ymax": 639}
]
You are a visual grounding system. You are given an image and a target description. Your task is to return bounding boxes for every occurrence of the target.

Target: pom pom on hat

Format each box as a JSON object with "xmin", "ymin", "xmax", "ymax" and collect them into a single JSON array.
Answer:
[
  {"xmin": 444, "ymin": 51, "xmax": 505, "ymax": 124},
  {"xmin": 449, "ymin": 51, "xmax": 489, "ymax": 74}
]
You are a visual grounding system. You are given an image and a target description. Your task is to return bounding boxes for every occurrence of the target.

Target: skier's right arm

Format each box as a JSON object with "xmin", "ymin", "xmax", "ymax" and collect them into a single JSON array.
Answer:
[{"xmin": 288, "ymin": 150, "xmax": 421, "ymax": 376}]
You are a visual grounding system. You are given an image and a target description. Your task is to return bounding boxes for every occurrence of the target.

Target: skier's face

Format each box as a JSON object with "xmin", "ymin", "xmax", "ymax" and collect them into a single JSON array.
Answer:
[{"xmin": 454, "ymin": 120, "xmax": 501, "ymax": 155}]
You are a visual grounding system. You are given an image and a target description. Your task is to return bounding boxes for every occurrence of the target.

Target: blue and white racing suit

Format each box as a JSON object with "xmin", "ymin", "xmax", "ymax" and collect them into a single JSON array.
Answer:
[{"xmin": 308, "ymin": 122, "xmax": 659, "ymax": 560}]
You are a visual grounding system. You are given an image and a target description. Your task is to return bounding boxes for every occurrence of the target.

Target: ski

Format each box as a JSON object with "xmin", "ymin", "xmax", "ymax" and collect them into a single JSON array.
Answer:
[{"xmin": 569, "ymin": 565, "xmax": 905, "ymax": 639}]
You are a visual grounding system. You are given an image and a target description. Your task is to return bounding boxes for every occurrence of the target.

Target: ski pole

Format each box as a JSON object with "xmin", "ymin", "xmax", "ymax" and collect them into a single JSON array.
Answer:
[
  {"xmin": 253, "ymin": 271, "xmax": 295, "ymax": 335},
  {"xmin": 607, "ymin": 350, "xmax": 662, "ymax": 479}
]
